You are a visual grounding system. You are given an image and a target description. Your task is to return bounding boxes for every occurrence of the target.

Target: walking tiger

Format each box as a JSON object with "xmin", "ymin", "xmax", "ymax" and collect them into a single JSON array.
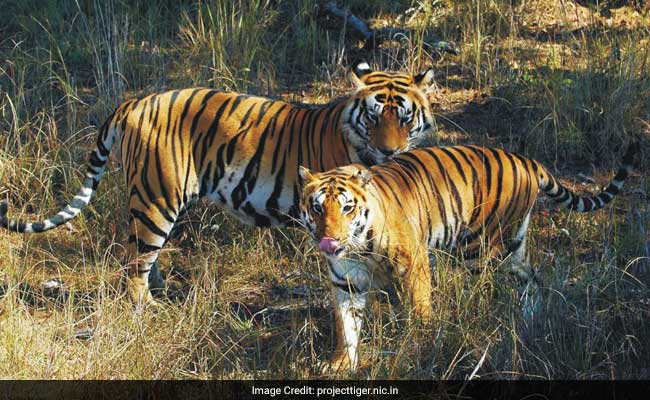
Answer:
[
  {"xmin": 298, "ymin": 144, "xmax": 633, "ymax": 371},
  {"xmin": 0, "ymin": 62, "xmax": 437, "ymax": 305}
]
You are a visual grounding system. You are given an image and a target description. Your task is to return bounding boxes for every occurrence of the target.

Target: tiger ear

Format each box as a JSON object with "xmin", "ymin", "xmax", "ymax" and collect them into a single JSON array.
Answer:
[
  {"xmin": 298, "ymin": 166, "xmax": 315, "ymax": 186},
  {"xmin": 414, "ymin": 67, "xmax": 435, "ymax": 91},
  {"xmin": 355, "ymin": 169, "xmax": 372, "ymax": 187},
  {"xmin": 351, "ymin": 61, "xmax": 373, "ymax": 89}
]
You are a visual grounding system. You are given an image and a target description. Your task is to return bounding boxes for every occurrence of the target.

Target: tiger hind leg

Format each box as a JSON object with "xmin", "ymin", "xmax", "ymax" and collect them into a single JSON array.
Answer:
[
  {"xmin": 126, "ymin": 202, "xmax": 177, "ymax": 307},
  {"xmin": 149, "ymin": 202, "xmax": 196, "ymax": 293},
  {"xmin": 507, "ymin": 211, "xmax": 542, "ymax": 320}
]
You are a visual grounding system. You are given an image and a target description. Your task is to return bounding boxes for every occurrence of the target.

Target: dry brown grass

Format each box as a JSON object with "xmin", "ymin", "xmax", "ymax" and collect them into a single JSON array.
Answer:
[{"xmin": 0, "ymin": 0, "xmax": 649, "ymax": 379}]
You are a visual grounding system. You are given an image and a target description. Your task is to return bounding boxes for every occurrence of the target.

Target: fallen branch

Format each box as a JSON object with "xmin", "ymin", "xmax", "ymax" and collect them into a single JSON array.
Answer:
[{"xmin": 321, "ymin": 1, "xmax": 460, "ymax": 55}]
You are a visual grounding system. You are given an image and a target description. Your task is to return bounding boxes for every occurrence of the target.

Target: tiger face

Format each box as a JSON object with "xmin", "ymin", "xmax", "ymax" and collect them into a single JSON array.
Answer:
[
  {"xmin": 342, "ymin": 62, "xmax": 436, "ymax": 164},
  {"xmin": 298, "ymin": 165, "xmax": 373, "ymax": 261}
]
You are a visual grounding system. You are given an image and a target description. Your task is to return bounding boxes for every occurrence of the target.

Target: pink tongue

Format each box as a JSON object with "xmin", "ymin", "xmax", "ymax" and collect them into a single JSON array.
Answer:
[{"xmin": 319, "ymin": 237, "xmax": 341, "ymax": 253}]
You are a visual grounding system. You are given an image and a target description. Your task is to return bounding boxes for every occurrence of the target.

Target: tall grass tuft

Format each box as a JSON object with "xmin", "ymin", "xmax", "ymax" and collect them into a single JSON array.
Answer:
[{"xmin": 178, "ymin": 0, "xmax": 278, "ymax": 92}]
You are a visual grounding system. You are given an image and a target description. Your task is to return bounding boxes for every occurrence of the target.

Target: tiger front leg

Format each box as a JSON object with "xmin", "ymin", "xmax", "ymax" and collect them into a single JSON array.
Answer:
[{"xmin": 327, "ymin": 285, "xmax": 368, "ymax": 373}]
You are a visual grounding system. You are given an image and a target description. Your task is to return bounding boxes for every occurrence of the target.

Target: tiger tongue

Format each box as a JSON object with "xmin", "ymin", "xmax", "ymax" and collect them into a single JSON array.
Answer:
[{"xmin": 319, "ymin": 237, "xmax": 341, "ymax": 254}]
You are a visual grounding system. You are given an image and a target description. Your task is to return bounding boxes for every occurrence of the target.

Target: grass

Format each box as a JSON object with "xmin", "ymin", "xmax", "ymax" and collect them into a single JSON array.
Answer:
[{"xmin": 0, "ymin": 0, "xmax": 649, "ymax": 379}]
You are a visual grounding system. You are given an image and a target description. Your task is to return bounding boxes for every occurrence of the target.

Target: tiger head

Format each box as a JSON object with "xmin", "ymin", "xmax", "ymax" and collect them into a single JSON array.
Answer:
[
  {"xmin": 343, "ymin": 61, "xmax": 436, "ymax": 164},
  {"xmin": 298, "ymin": 164, "xmax": 374, "ymax": 261}
]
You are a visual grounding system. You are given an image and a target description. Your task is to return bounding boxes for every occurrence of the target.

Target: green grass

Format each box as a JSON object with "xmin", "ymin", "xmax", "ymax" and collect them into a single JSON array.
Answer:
[{"xmin": 0, "ymin": 0, "xmax": 649, "ymax": 379}]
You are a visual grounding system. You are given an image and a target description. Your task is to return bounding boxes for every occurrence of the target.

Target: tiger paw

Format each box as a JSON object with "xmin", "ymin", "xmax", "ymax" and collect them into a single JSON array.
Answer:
[
  {"xmin": 412, "ymin": 303, "xmax": 433, "ymax": 325},
  {"xmin": 127, "ymin": 278, "xmax": 160, "ymax": 310}
]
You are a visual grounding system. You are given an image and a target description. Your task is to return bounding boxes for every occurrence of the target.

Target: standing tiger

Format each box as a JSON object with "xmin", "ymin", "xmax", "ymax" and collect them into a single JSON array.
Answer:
[
  {"xmin": 298, "ymin": 144, "xmax": 633, "ymax": 371},
  {"xmin": 0, "ymin": 62, "xmax": 436, "ymax": 305}
]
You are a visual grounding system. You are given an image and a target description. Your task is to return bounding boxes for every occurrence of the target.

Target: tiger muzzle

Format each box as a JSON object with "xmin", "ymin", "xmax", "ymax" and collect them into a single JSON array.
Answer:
[{"xmin": 370, "ymin": 109, "xmax": 408, "ymax": 158}]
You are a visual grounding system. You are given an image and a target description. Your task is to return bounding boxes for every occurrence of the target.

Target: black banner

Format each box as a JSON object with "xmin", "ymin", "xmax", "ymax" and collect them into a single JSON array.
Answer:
[{"xmin": 0, "ymin": 380, "xmax": 645, "ymax": 400}]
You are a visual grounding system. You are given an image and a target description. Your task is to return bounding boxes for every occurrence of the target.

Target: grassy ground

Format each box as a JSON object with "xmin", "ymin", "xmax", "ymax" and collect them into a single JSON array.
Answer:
[{"xmin": 0, "ymin": 0, "xmax": 649, "ymax": 379}]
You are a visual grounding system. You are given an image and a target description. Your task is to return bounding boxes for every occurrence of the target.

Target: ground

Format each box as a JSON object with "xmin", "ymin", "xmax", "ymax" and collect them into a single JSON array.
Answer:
[{"xmin": 0, "ymin": 0, "xmax": 649, "ymax": 379}]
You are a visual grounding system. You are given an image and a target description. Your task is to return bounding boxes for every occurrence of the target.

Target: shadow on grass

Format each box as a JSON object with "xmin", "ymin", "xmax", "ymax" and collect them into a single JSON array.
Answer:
[{"xmin": 434, "ymin": 62, "xmax": 649, "ymax": 169}]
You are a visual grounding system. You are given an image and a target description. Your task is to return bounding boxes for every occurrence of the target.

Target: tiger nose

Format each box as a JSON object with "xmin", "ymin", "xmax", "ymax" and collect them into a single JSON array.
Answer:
[{"xmin": 319, "ymin": 237, "xmax": 341, "ymax": 254}]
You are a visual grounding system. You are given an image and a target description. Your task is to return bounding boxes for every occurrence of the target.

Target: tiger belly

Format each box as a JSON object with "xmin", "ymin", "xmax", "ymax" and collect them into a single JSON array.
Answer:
[
  {"xmin": 205, "ymin": 167, "xmax": 295, "ymax": 228},
  {"xmin": 427, "ymin": 224, "xmax": 463, "ymax": 253}
]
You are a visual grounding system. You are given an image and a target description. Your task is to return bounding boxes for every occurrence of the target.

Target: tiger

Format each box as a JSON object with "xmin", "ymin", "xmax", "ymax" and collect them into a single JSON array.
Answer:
[
  {"xmin": 298, "ymin": 144, "xmax": 634, "ymax": 371},
  {"xmin": 0, "ymin": 61, "xmax": 437, "ymax": 306}
]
